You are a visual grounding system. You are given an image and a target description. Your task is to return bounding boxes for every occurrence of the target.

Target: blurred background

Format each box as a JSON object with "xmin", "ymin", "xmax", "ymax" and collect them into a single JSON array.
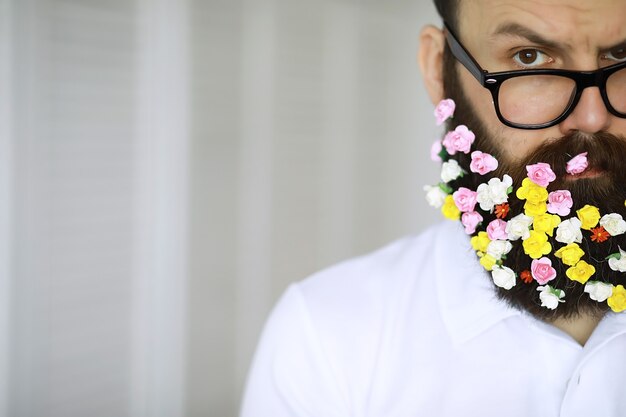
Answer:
[{"xmin": 0, "ymin": 0, "xmax": 441, "ymax": 416}]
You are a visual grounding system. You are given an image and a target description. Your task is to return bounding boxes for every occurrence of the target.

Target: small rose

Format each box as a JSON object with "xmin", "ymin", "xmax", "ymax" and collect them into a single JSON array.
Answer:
[
  {"xmin": 577, "ymin": 205, "xmax": 601, "ymax": 230},
  {"xmin": 555, "ymin": 243, "xmax": 584, "ymax": 266},
  {"xmin": 600, "ymin": 213, "xmax": 626, "ymax": 236},
  {"xmin": 486, "ymin": 219, "xmax": 508, "ymax": 241},
  {"xmin": 492, "ymin": 265, "xmax": 516, "ymax": 290},
  {"xmin": 526, "ymin": 162, "xmax": 556, "ymax": 187},
  {"xmin": 424, "ymin": 185, "xmax": 448, "ymax": 208},
  {"xmin": 608, "ymin": 285, "xmax": 626, "ymax": 313},
  {"xmin": 533, "ymin": 213, "xmax": 561, "ymax": 237},
  {"xmin": 566, "ymin": 260, "xmax": 596, "ymax": 284},
  {"xmin": 434, "ymin": 98, "xmax": 455, "ymax": 125},
  {"xmin": 584, "ymin": 281, "xmax": 614, "ymax": 302},
  {"xmin": 470, "ymin": 151, "xmax": 498, "ymax": 175},
  {"xmin": 476, "ymin": 175, "xmax": 513, "ymax": 212},
  {"xmin": 430, "ymin": 140, "xmax": 443, "ymax": 162},
  {"xmin": 537, "ymin": 285, "xmax": 565, "ymax": 310},
  {"xmin": 555, "ymin": 218, "xmax": 583, "ymax": 244},
  {"xmin": 522, "ymin": 230, "xmax": 552, "ymax": 259},
  {"xmin": 566, "ymin": 152, "xmax": 588, "ymax": 175},
  {"xmin": 531, "ymin": 257, "xmax": 557, "ymax": 285},
  {"xmin": 486, "ymin": 239, "xmax": 513, "ymax": 259},
  {"xmin": 608, "ymin": 247, "xmax": 626, "ymax": 272},
  {"xmin": 442, "ymin": 125, "xmax": 475, "ymax": 155},
  {"xmin": 506, "ymin": 213, "xmax": 533, "ymax": 241},
  {"xmin": 441, "ymin": 195, "xmax": 461, "ymax": 220},
  {"xmin": 441, "ymin": 159, "xmax": 463, "ymax": 183},
  {"xmin": 547, "ymin": 190, "xmax": 573, "ymax": 216},
  {"xmin": 461, "ymin": 211, "xmax": 483, "ymax": 234},
  {"xmin": 453, "ymin": 187, "xmax": 478, "ymax": 213},
  {"xmin": 470, "ymin": 231, "xmax": 491, "ymax": 253},
  {"xmin": 480, "ymin": 253, "xmax": 497, "ymax": 271}
]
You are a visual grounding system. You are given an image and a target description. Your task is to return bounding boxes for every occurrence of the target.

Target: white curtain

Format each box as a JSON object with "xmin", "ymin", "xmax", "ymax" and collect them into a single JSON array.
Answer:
[{"xmin": 0, "ymin": 0, "xmax": 442, "ymax": 416}]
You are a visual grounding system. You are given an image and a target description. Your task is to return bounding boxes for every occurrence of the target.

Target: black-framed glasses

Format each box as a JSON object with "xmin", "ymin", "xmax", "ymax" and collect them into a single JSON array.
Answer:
[{"xmin": 444, "ymin": 23, "xmax": 626, "ymax": 130}]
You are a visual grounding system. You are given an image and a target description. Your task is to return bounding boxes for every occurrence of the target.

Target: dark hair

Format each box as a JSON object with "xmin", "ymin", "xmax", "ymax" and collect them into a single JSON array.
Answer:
[{"xmin": 433, "ymin": 0, "xmax": 458, "ymax": 31}]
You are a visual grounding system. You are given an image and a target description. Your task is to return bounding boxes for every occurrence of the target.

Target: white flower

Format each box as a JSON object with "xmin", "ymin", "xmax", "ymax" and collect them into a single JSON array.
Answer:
[
  {"xmin": 555, "ymin": 217, "xmax": 583, "ymax": 244},
  {"xmin": 476, "ymin": 174, "xmax": 513, "ymax": 211},
  {"xmin": 424, "ymin": 185, "xmax": 448, "ymax": 208},
  {"xmin": 608, "ymin": 247, "xmax": 626, "ymax": 272},
  {"xmin": 505, "ymin": 213, "xmax": 533, "ymax": 241},
  {"xmin": 441, "ymin": 159, "xmax": 463, "ymax": 183},
  {"xmin": 600, "ymin": 213, "xmax": 626, "ymax": 236},
  {"xmin": 584, "ymin": 281, "xmax": 614, "ymax": 302},
  {"xmin": 486, "ymin": 240, "xmax": 513, "ymax": 259},
  {"xmin": 491, "ymin": 265, "xmax": 516, "ymax": 290},
  {"xmin": 537, "ymin": 285, "xmax": 565, "ymax": 310}
]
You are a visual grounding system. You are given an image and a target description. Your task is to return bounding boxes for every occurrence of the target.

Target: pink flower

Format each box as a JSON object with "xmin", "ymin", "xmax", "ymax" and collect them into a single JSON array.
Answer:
[
  {"xmin": 531, "ymin": 257, "xmax": 557, "ymax": 285},
  {"xmin": 434, "ymin": 98, "xmax": 456, "ymax": 125},
  {"xmin": 430, "ymin": 140, "xmax": 442, "ymax": 162},
  {"xmin": 486, "ymin": 219, "xmax": 508, "ymax": 240},
  {"xmin": 547, "ymin": 190, "xmax": 573, "ymax": 216},
  {"xmin": 526, "ymin": 162, "xmax": 556, "ymax": 187},
  {"xmin": 462, "ymin": 211, "xmax": 483, "ymax": 234},
  {"xmin": 442, "ymin": 125, "xmax": 475, "ymax": 155},
  {"xmin": 453, "ymin": 187, "xmax": 478, "ymax": 213},
  {"xmin": 566, "ymin": 152, "xmax": 588, "ymax": 175},
  {"xmin": 470, "ymin": 151, "xmax": 499, "ymax": 175}
]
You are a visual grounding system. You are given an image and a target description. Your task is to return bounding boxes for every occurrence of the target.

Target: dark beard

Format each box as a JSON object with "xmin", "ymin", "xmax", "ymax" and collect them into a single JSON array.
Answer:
[{"xmin": 442, "ymin": 46, "xmax": 626, "ymax": 320}]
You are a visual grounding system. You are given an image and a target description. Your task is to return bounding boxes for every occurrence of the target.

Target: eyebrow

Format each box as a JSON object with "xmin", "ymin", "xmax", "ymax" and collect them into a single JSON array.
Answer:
[{"xmin": 490, "ymin": 22, "xmax": 567, "ymax": 51}]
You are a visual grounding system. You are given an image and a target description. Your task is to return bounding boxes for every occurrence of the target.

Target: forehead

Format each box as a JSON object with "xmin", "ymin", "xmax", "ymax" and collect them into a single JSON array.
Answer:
[{"xmin": 458, "ymin": 0, "xmax": 626, "ymax": 50}]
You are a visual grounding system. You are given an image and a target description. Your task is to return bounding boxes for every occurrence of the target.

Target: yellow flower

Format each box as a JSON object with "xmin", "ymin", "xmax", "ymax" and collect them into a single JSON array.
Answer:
[
  {"xmin": 479, "ymin": 254, "xmax": 497, "ymax": 271},
  {"xmin": 555, "ymin": 243, "xmax": 585, "ymax": 266},
  {"xmin": 516, "ymin": 178, "xmax": 548, "ymax": 204},
  {"xmin": 577, "ymin": 205, "xmax": 600, "ymax": 230},
  {"xmin": 522, "ymin": 230, "xmax": 552, "ymax": 259},
  {"xmin": 471, "ymin": 231, "xmax": 491, "ymax": 253},
  {"xmin": 608, "ymin": 285, "xmax": 626, "ymax": 312},
  {"xmin": 442, "ymin": 195, "xmax": 460, "ymax": 220},
  {"xmin": 533, "ymin": 213, "xmax": 561, "ymax": 236},
  {"xmin": 566, "ymin": 260, "xmax": 595, "ymax": 284},
  {"xmin": 524, "ymin": 201, "xmax": 548, "ymax": 217}
]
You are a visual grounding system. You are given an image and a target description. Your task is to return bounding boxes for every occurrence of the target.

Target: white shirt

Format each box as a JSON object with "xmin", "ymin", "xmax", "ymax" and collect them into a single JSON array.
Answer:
[{"xmin": 241, "ymin": 221, "xmax": 626, "ymax": 417}]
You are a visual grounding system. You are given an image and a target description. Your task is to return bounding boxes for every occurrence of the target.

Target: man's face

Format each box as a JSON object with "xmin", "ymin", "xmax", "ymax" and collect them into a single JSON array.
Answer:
[{"xmin": 455, "ymin": 0, "xmax": 626, "ymax": 163}]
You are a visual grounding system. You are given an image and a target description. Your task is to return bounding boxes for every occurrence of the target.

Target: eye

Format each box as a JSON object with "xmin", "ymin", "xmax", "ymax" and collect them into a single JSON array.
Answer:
[
  {"xmin": 605, "ymin": 47, "xmax": 626, "ymax": 62},
  {"xmin": 513, "ymin": 49, "xmax": 553, "ymax": 68}
]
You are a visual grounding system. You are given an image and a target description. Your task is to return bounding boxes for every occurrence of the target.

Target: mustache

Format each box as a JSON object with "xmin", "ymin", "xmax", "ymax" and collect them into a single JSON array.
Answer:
[{"xmin": 513, "ymin": 131, "xmax": 626, "ymax": 182}]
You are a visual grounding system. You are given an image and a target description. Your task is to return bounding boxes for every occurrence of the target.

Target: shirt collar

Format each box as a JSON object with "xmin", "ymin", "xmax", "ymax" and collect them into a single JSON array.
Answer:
[{"xmin": 434, "ymin": 221, "xmax": 520, "ymax": 345}]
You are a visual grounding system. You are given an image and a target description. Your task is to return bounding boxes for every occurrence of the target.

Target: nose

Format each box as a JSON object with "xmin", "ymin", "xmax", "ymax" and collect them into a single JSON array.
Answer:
[{"xmin": 558, "ymin": 87, "xmax": 611, "ymax": 135}]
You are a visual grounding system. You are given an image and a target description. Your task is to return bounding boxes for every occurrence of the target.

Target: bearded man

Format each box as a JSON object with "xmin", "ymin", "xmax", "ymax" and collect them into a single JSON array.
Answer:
[{"xmin": 241, "ymin": 1, "xmax": 626, "ymax": 415}]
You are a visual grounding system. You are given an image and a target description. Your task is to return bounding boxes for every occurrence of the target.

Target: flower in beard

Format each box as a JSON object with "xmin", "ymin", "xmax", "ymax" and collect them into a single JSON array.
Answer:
[
  {"xmin": 441, "ymin": 195, "xmax": 461, "ymax": 220},
  {"xmin": 486, "ymin": 239, "xmax": 512, "ymax": 260},
  {"xmin": 476, "ymin": 175, "xmax": 513, "ymax": 212},
  {"xmin": 607, "ymin": 247, "xmax": 626, "ymax": 272},
  {"xmin": 522, "ymin": 230, "xmax": 552, "ymax": 259},
  {"xmin": 577, "ymin": 205, "xmax": 601, "ymax": 230},
  {"xmin": 533, "ymin": 213, "xmax": 561, "ymax": 237},
  {"xmin": 453, "ymin": 187, "xmax": 478, "ymax": 213},
  {"xmin": 537, "ymin": 285, "xmax": 565, "ymax": 310},
  {"xmin": 608, "ymin": 285, "xmax": 626, "ymax": 313},
  {"xmin": 441, "ymin": 159, "xmax": 464, "ymax": 182},
  {"xmin": 555, "ymin": 218, "xmax": 583, "ymax": 244},
  {"xmin": 547, "ymin": 190, "xmax": 573, "ymax": 216},
  {"xmin": 531, "ymin": 257, "xmax": 557, "ymax": 285},
  {"xmin": 430, "ymin": 140, "xmax": 443, "ymax": 162},
  {"xmin": 486, "ymin": 219, "xmax": 508, "ymax": 241},
  {"xmin": 442, "ymin": 125, "xmax": 475, "ymax": 155},
  {"xmin": 434, "ymin": 98, "xmax": 455, "ymax": 126},
  {"xmin": 470, "ymin": 151, "xmax": 498, "ymax": 175},
  {"xmin": 491, "ymin": 265, "xmax": 516, "ymax": 290},
  {"xmin": 505, "ymin": 213, "xmax": 533, "ymax": 241},
  {"xmin": 555, "ymin": 243, "xmax": 585, "ymax": 266},
  {"xmin": 461, "ymin": 211, "xmax": 483, "ymax": 234},
  {"xmin": 566, "ymin": 260, "xmax": 596, "ymax": 284},
  {"xmin": 470, "ymin": 231, "xmax": 491, "ymax": 254},
  {"xmin": 599, "ymin": 213, "xmax": 626, "ymax": 236},
  {"xmin": 584, "ymin": 281, "xmax": 614, "ymax": 302},
  {"xmin": 424, "ymin": 185, "xmax": 448, "ymax": 208},
  {"xmin": 526, "ymin": 162, "xmax": 556, "ymax": 187},
  {"xmin": 566, "ymin": 152, "xmax": 588, "ymax": 175}
]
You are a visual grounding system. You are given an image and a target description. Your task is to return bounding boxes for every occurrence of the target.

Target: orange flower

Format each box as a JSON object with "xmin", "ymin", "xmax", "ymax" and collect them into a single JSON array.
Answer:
[
  {"xmin": 495, "ymin": 203, "xmax": 510, "ymax": 219},
  {"xmin": 590, "ymin": 226, "xmax": 610, "ymax": 243},
  {"xmin": 520, "ymin": 270, "xmax": 533, "ymax": 284}
]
